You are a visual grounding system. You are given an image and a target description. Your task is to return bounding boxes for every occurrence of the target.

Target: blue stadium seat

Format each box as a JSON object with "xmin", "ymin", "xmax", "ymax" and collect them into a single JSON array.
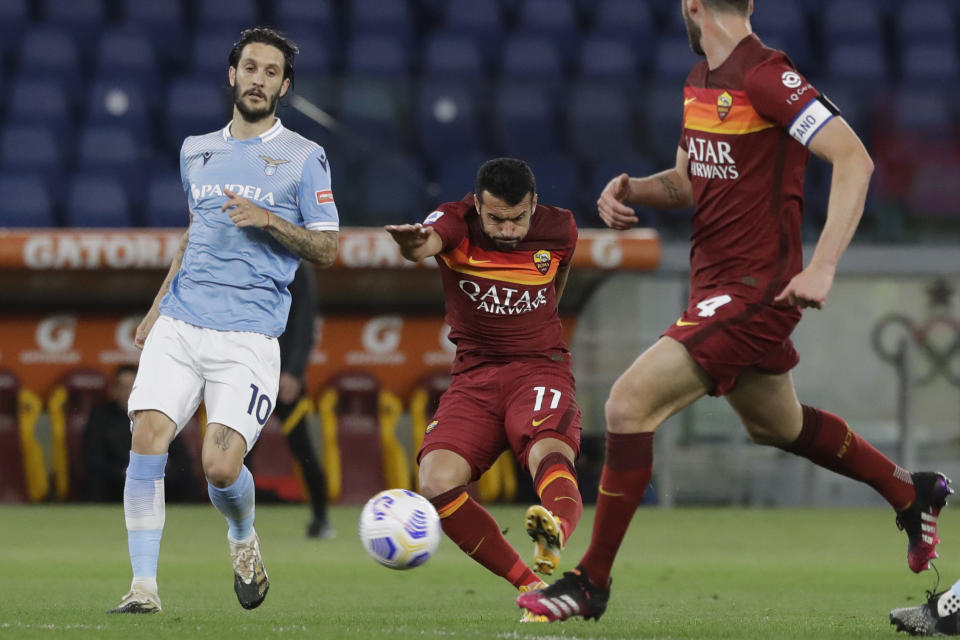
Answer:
[
  {"xmin": 275, "ymin": 0, "xmax": 336, "ymax": 45},
  {"xmin": 145, "ymin": 172, "xmax": 189, "ymax": 228},
  {"xmin": 592, "ymin": 0, "xmax": 655, "ymax": 44},
  {"xmin": 0, "ymin": 125, "xmax": 63, "ymax": 178},
  {"xmin": 165, "ymin": 78, "xmax": 231, "ymax": 152},
  {"xmin": 895, "ymin": 0, "xmax": 955, "ymax": 44},
  {"xmin": 577, "ymin": 36, "xmax": 637, "ymax": 83},
  {"xmin": 287, "ymin": 33, "xmax": 332, "ymax": 77},
  {"xmin": 0, "ymin": 0, "xmax": 28, "ymax": 59},
  {"xmin": 900, "ymin": 42, "xmax": 960, "ymax": 86},
  {"xmin": 514, "ymin": 0, "xmax": 579, "ymax": 62},
  {"xmin": 422, "ymin": 33, "xmax": 485, "ymax": 78},
  {"xmin": 433, "ymin": 153, "xmax": 486, "ymax": 204},
  {"xmin": 75, "ymin": 126, "xmax": 143, "ymax": 201},
  {"xmin": 528, "ymin": 155, "xmax": 579, "ymax": 214},
  {"xmin": 65, "ymin": 175, "xmax": 133, "ymax": 227},
  {"xmin": 358, "ymin": 156, "xmax": 427, "ymax": 225},
  {"xmin": 86, "ymin": 79, "xmax": 151, "ymax": 144},
  {"xmin": 348, "ymin": 0, "xmax": 413, "ymax": 45},
  {"xmin": 18, "ymin": 27, "xmax": 82, "ymax": 100},
  {"xmin": 653, "ymin": 36, "xmax": 700, "ymax": 82},
  {"xmin": 567, "ymin": 83, "xmax": 636, "ymax": 162},
  {"xmin": 892, "ymin": 91, "xmax": 952, "ymax": 138},
  {"xmin": 416, "ymin": 81, "xmax": 482, "ymax": 164},
  {"xmin": 338, "ymin": 78, "xmax": 409, "ymax": 152},
  {"xmin": 824, "ymin": 42, "xmax": 889, "ymax": 86},
  {"xmin": 822, "ymin": 0, "xmax": 884, "ymax": 44},
  {"xmin": 643, "ymin": 84, "xmax": 686, "ymax": 164},
  {"xmin": 197, "ymin": 0, "xmax": 259, "ymax": 32},
  {"xmin": 8, "ymin": 80, "xmax": 72, "ymax": 139},
  {"xmin": 191, "ymin": 31, "xmax": 240, "ymax": 82},
  {"xmin": 439, "ymin": 0, "xmax": 503, "ymax": 63},
  {"xmin": 118, "ymin": 0, "xmax": 186, "ymax": 64},
  {"xmin": 344, "ymin": 34, "xmax": 409, "ymax": 77},
  {"xmin": 43, "ymin": 0, "xmax": 105, "ymax": 47},
  {"xmin": 495, "ymin": 83, "xmax": 561, "ymax": 157},
  {"xmin": 96, "ymin": 28, "xmax": 158, "ymax": 87},
  {"xmin": 758, "ymin": 33, "xmax": 814, "ymax": 78},
  {"xmin": 0, "ymin": 174, "xmax": 55, "ymax": 227},
  {"xmin": 500, "ymin": 35, "xmax": 564, "ymax": 85}
]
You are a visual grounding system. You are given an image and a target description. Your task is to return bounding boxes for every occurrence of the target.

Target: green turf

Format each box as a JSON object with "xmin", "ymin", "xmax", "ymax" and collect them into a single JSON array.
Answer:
[{"xmin": 0, "ymin": 504, "xmax": 951, "ymax": 639}]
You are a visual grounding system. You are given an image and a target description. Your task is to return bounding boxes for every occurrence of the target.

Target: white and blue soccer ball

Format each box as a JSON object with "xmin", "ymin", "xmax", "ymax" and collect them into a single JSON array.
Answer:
[{"xmin": 359, "ymin": 489, "xmax": 442, "ymax": 570}]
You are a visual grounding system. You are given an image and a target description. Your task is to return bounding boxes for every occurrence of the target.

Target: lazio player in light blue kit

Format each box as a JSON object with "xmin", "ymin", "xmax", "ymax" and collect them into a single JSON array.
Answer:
[{"xmin": 109, "ymin": 27, "xmax": 339, "ymax": 614}]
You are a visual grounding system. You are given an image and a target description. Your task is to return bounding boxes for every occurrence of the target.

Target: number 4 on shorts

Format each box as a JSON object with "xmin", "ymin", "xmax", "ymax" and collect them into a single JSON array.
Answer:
[{"xmin": 696, "ymin": 294, "xmax": 732, "ymax": 318}]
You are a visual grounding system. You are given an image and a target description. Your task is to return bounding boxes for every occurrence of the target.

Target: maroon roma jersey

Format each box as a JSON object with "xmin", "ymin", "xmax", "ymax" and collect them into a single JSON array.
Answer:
[
  {"xmin": 680, "ymin": 34, "xmax": 835, "ymax": 302},
  {"xmin": 423, "ymin": 193, "xmax": 578, "ymax": 374}
]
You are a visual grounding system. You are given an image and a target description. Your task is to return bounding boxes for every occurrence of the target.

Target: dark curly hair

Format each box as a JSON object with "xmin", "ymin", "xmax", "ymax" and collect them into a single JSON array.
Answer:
[
  {"xmin": 475, "ymin": 158, "xmax": 537, "ymax": 206},
  {"xmin": 228, "ymin": 26, "xmax": 299, "ymax": 85}
]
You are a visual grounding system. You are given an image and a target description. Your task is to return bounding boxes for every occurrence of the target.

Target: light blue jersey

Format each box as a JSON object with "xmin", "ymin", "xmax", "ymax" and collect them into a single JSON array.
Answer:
[{"xmin": 160, "ymin": 119, "xmax": 338, "ymax": 337}]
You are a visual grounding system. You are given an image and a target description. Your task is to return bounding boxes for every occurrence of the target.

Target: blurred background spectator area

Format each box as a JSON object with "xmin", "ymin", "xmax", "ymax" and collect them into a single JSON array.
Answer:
[{"xmin": 0, "ymin": 0, "xmax": 957, "ymax": 240}]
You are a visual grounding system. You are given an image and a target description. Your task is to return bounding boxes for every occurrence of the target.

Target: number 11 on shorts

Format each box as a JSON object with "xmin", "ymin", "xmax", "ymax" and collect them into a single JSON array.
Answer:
[{"xmin": 533, "ymin": 386, "xmax": 562, "ymax": 411}]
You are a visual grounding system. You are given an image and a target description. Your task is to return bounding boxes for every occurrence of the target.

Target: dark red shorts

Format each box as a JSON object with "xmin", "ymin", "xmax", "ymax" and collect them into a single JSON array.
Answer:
[
  {"xmin": 417, "ymin": 359, "xmax": 582, "ymax": 481},
  {"xmin": 662, "ymin": 290, "xmax": 802, "ymax": 396}
]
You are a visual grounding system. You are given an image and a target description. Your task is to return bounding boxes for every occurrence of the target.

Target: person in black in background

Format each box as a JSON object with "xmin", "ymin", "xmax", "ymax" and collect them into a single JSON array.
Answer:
[
  {"xmin": 272, "ymin": 261, "xmax": 333, "ymax": 538},
  {"xmin": 84, "ymin": 364, "xmax": 200, "ymax": 502}
]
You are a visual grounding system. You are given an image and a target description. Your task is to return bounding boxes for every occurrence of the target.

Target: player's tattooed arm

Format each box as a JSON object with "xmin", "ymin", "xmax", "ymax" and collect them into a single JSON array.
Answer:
[
  {"xmin": 265, "ymin": 217, "xmax": 339, "ymax": 267},
  {"xmin": 135, "ymin": 222, "xmax": 191, "ymax": 349}
]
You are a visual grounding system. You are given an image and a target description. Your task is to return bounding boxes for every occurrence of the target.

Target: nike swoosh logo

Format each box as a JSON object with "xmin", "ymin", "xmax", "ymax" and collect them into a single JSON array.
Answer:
[
  {"xmin": 684, "ymin": 97, "xmax": 697, "ymax": 106},
  {"xmin": 532, "ymin": 414, "xmax": 554, "ymax": 427},
  {"xmin": 676, "ymin": 318, "xmax": 699, "ymax": 327},
  {"xmin": 553, "ymin": 496, "xmax": 578, "ymax": 503},
  {"xmin": 467, "ymin": 536, "xmax": 486, "ymax": 556},
  {"xmin": 598, "ymin": 486, "xmax": 625, "ymax": 497},
  {"xmin": 468, "ymin": 256, "xmax": 491, "ymax": 264}
]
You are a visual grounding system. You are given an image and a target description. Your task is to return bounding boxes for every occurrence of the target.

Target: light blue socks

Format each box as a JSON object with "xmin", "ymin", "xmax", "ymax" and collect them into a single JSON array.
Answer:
[
  {"xmin": 207, "ymin": 465, "xmax": 256, "ymax": 542},
  {"xmin": 124, "ymin": 451, "xmax": 167, "ymax": 588}
]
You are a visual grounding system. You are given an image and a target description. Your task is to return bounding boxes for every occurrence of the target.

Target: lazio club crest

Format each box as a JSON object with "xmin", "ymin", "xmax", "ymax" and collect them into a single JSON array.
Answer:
[
  {"xmin": 716, "ymin": 91, "xmax": 733, "ymax": 121},
  {"xmin": 260, "ymin": 155, "xmax": 289, "ymax": 176},
  {"xmin": 533, "ymin": 250, "xmax": 551, "ymax": 275}
]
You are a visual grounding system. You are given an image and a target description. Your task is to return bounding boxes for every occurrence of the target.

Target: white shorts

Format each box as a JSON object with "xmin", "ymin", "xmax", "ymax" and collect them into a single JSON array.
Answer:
[{"xmin": 128, "ymin": 315, "xmax": 281, "ymax": 453}]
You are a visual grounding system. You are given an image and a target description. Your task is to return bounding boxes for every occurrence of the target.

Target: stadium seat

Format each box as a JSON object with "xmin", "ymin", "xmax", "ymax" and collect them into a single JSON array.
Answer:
[
  {"xmin": 495, "ymin": 82, "xmax": 561, "ymax": 157},
  {"xmin": 642, "ymin": 83, "xmax": 686, "ymax": 164},
  {"xmin": 8, "ymin": 79, "xmax": 72, "ymax": 139},
  {"xmin": 95, "ymin": 27, "xmax": 158, "ymax": 87},
  {"xmin": 165, "ymin": 77, "xmax": 231, "ymax": 152},
  {"xmin": 196, "ymin": 0, "xmax": 259, "ymax": 33},
  {"xmin": 85, "ymin": 79, "xmax": 151, "ymax": 144},
  {"xmin": 422, "ymin": 33, "xmax": 485, "ymax": 78},
  {"xmin": 348, "ymin": 0, "xmax": 413, "ymax": 45},
  {"xmin": 274, "ymin": 0, "xmax": 336, "ymax": 43},
  {"xmin": 822, "ymin": 0, "xmax": 884, "ymax": 44},
  {"xmin": 500, "ymin": 35, "xmax": 564, "ymax": 86},
  {"xmin": 577, "ymin": 36, "xmax": 637, "ymax": 84},
  {"xmin": 415, "ymin": 81, "xmax": 482, "ymax": 164},
  {"xmin": 317, "ymin": 372, "xmax": 409, "ymax": 504},
  {"xmin": 338, "ymin": 78, "xmax": 409, "ymax": 153},
  {"xmin": 286, "ymin": 33, "xmax": 332, "ymax": 77},
  {"xmin": 0, "ymin": 124, "xmax": 63, "ymax": 177},
  {"xmin": 653, "ymin": 35, "xmax": 700, "ymax": 82},
  {"xmin": 0, "ymin": 370, "xmax": 44, "ymax": 502},
  {"xmin": 757, "ymin": 32, "xmax": 814, "ymax": 78},
  {"xmin": 892, "ymin": 91, "xmax": 952, "ymax": 139},
  {"xmin": 567, "ymin": 82, "xmax": 636, "ymax": 162},
  {"xmin": 47, "ymin": 369, "xmax": 108, "ymax": 501},
  {"xmin": 118, "ymin": 0, "xmax": 186, "ymax": 65},
  {"xmin": 75, "ymin": 126, "xmax": 143, "ymax": 202},
  {"xmin": 432, "ymin": 152, "xmax": 487, "ymax": 204},
  {"xmin": 358, "ymin": 155, "xmax": 428, "ymax": 225},
  {"xmin": 824, "ymin": 42, "xmax": 888, "ymax": 87},
  {"xmin": 17, "ymin": 27, "xmax": 82, "ymax": 101},
  {"xmin": 529, "ymin": 155, "xmax": 580, "ymax": 215},
  {"xmin": 0, "ymin": 0, "xmax": 27, "ymax": 59},
  {"xmin": 900, "ymin": 43, "xmax": 960, "ymax": 87},
  {"xmin": 895, "ymin": 0, "xmax": 955, "ymax": 44},
  {"xmin": 344, "ymin": 34, "xmax": 410, "ymax": 77},
  {"xmin": 190, "ymin": 30, "xmax": 241, "ymax": 82},
  {"xmin": 0, "ymin": 174, "xmax": 54, "ymax": 228},
  {"xmin": 42, "ymin": 0, "xmax": 105, "ymax": 48},
  {"xmin": 145, "ymin": 172, "xmax": 188, "ymax": 227},
  {"xmin": 64, "ymin": 175, "xmax": 133, "ymax": 227},
  {"xmin": 438, "ymin": 0, "xmax": 504, "ymax": 64},
  {"xmin": 514, "ymin": 0, "xmax": 579, "ymax": 62},
  {"xmin": 590, "ymin": 0, "xmax": 655, "ymax": 65}
]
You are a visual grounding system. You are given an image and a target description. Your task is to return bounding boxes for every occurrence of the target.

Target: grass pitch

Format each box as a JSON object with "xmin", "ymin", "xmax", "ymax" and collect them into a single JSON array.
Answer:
[{"xmin": 0, "ymin": 504, "xmax": 950, "ymax": 639}]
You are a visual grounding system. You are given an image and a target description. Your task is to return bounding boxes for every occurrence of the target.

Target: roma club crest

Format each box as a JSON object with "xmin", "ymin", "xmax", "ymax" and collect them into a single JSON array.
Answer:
[
  {"xmin": 716, "ymin": 91, "xmax": 733, "ymax": 121},
  {"xmin": 533, "ymin": 250, "xmax": 551, "ymax": 275},
  {"xmin": 260, "ymin": 155, "xmax": 289, "ymax": 176}
]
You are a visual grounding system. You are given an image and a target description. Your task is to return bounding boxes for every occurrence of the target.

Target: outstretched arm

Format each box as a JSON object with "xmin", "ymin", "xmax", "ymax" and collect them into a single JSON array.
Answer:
[
  {"xmin": 384, "ymin": 223, "xmax": 444, "ymax": 262},
  {"xmin": 222, "ymin": 189, "xmax": 338, "ymax": 267},
  {"xmin": 597, "ymin": 146, "xmax": 694, "ymax": 230},
  {"xmin": 774, "ymin": 117, "xmax": 874, "ymax": 309}
]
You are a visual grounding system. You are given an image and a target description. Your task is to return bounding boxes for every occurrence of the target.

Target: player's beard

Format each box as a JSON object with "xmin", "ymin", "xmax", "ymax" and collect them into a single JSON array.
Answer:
[
  {"xmin": 234, "ymin": 84, "xmax": 281, "ymax": 123},
  {"xmin": 682, "ymin": 3, "xmax": 705, "ymax": 56}
]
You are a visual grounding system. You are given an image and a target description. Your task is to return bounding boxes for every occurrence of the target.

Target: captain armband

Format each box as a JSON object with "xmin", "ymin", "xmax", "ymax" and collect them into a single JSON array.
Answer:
[{"xmin": 788, "ymin": 95, "xmax": 841, "ymax": 147}]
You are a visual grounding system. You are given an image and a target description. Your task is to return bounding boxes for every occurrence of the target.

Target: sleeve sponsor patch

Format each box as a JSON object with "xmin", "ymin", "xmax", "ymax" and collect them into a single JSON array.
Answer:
[
  {"xmin": 424, "ymin": 210, "xmax": 444, "ymax": 225},
  {"xmin": 315, "ymin": 189, "xmax": 334, "ymax": 205},
  {"xmin": 788, "ymin": 98, "xmax": 834, "ymax": 146}
]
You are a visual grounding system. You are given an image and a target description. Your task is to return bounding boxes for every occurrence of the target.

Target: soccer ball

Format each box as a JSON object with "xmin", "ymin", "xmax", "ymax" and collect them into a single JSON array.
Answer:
[{"xmin": 358, "ymin": 489, "xmax": 442, "ymax": 570}]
